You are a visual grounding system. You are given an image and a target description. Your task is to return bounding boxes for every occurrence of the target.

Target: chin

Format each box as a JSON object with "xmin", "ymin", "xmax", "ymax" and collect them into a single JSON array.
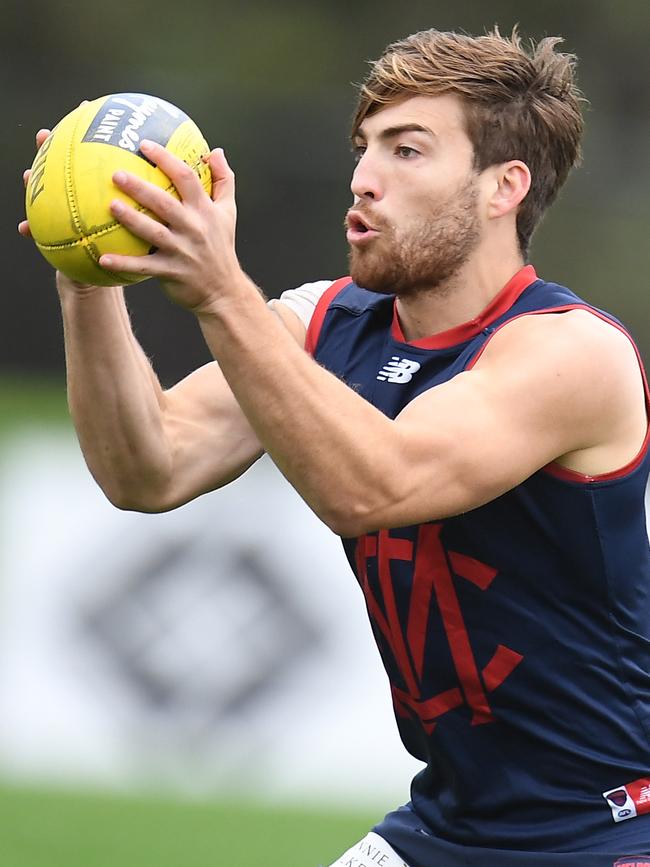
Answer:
[{"xmin": 349, "ymin": 250, "xmax": 397, "ymax": 296}]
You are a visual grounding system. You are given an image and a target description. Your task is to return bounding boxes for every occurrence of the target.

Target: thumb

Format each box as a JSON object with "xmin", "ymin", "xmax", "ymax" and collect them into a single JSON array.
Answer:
[{"xmin": 207, "ymin": 148, "xmax": 235, "ymax": 203}]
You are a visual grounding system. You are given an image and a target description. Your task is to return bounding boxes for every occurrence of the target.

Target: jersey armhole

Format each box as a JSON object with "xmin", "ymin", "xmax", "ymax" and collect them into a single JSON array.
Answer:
[{"xmin": 465, "ymin": 304, "xmax": 650, "ymax": 483}]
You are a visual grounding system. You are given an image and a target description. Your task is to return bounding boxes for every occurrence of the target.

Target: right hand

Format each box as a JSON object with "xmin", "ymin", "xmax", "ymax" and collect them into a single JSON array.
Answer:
[{"xmin": 18, "ymin": 128, "xmax": 51, "ymax": 238}]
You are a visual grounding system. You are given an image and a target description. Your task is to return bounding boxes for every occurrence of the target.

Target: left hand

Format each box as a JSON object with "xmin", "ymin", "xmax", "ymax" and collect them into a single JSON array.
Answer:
[{"xmin": 99, "ymin": 140, "xmax": 242, "ymax": 312}]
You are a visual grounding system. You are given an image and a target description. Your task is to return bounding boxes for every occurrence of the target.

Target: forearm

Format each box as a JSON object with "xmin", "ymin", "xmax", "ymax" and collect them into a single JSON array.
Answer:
[
  {"xmin": 195, "ymin": 276, "xmax": 400, "ymax": 535},
  {"xmin": 59, "ymin": 282, "xmax": 172, "ymax": 508}
]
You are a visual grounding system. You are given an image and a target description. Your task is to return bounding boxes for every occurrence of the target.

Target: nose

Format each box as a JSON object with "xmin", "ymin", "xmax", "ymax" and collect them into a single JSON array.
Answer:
[{"xmin": 350, "ymin": 151, "xmax": 384, "ymax": 201}]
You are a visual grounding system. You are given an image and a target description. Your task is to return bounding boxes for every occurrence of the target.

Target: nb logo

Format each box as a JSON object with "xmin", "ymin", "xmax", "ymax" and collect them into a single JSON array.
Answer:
[{"xmin": 376, "ymin": 356, "xmax": 421, "ymax": 383}]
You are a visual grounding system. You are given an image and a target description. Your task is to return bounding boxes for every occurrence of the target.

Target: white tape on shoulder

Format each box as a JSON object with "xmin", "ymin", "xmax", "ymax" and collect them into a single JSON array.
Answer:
[{"xmin": 328, "ymin": 831, "xmax": 410, "ymax": 867}]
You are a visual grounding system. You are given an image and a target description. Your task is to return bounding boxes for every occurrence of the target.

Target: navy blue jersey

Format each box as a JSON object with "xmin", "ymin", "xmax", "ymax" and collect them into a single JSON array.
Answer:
[{"xmin": 307, "ymin": 267, "xmax": 650, "ymax": 866}]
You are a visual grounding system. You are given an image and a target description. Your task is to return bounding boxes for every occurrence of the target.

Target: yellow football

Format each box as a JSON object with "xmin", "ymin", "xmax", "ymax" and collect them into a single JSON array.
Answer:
[{"xmin": 25, "ymin": 93, "xmax": 212, "ymax": 286}]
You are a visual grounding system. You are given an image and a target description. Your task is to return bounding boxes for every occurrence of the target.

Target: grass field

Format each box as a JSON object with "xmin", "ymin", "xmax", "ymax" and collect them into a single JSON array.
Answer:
[{"xmin": 0, "ymin": 781, "xmax": 378, "ymax": 867}]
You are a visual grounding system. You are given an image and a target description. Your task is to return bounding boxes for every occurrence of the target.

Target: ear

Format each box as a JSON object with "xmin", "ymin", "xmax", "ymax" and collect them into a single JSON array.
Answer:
[{"xmin": 487, "ymin": 161, "xmax": 531, "ymax": 219}]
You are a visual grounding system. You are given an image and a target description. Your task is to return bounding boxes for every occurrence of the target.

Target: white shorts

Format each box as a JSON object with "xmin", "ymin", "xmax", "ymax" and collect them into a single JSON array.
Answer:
[{"xmin": 328, "ymin": 831, "xmax": 411, "ymax": 867}]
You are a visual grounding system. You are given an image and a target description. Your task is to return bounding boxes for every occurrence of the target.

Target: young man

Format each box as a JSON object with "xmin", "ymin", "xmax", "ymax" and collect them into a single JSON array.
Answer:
[{"xmin": 20, "ymin": 27, "xmax": 650, "ymax": 867}]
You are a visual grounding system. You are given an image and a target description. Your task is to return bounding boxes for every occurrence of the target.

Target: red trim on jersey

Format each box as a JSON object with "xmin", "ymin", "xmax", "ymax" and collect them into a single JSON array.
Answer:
[
  {"xmin": 390, "ymin": 265, "xmax": 538, "ymax": 349},
  {"xmin": 465, "ymin": 304, "xmax": 650, "ymax": 483},
  {"xmin": 304, "ymin": 276, "xmax": 352, "ymax": 356}
]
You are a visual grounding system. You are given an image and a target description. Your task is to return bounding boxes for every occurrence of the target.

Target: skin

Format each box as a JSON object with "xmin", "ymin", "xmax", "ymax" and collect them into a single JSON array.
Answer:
[
  {"xmin": 346, "ymin": 101, "xmax": 482, "ymax": 296},
  {"xmin": 19, "ymin": 95, "xmax": 647, "ymax": 536}
]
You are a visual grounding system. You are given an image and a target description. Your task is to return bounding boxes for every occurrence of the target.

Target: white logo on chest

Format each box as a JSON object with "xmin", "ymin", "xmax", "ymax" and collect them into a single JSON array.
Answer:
[{"xmin": 376, "ymin": 356, "xmax": 421, "ymax": 383}]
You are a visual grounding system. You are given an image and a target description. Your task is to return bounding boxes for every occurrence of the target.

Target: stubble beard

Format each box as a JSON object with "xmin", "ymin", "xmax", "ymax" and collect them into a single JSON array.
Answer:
[{"xmin": 348, "ymin": 176, "xmax": 482, "ymax": 298}]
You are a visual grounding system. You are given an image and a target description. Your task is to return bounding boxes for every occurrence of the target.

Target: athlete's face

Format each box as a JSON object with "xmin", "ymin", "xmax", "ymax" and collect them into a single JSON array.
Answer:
[{"xmin": 346, "ymin": 94, "xmax": 482, "ymax": 296}]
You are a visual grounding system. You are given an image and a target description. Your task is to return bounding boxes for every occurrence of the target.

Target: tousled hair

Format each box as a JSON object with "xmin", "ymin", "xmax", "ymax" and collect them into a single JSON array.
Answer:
[{"xmin": 352, "ymin": 27, "xmax": 586, "ymax": 253}]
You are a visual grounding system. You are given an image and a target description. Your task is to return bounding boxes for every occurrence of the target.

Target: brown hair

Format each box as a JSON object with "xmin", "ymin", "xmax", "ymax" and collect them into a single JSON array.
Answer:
[{"xmin": 352, "ymin": 27, "xmax": 586, "ymax": 254}]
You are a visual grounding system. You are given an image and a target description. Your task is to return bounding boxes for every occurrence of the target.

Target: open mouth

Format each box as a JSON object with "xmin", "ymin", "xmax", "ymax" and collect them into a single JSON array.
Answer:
[
  {"xmin": 349, "ymin": 214, "xmax": 370, "ymax": 233},
  {"xmin": 346, "ymin": 210, "xmax": 379, "ymax": 242}
]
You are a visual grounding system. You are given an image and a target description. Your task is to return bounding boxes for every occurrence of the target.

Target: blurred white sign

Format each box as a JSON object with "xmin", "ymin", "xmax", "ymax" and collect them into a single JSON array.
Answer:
[{"xmin": 0, "ymin": 429, "xmax": 421, "ymax": 806}]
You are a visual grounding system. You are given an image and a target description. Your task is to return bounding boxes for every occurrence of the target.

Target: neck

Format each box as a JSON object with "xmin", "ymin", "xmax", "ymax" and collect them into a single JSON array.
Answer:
[{"xmin": 395, "ymin": 246, "xmax": 526, "ymax": 342}]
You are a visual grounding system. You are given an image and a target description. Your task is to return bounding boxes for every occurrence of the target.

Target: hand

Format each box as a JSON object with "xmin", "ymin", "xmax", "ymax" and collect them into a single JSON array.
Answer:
[
  {"xmin": 20, "ymin": 109, "xmax": 101, "ymax": 297},
  {"xmin": 19, "ymin": 100, "xmax": 90, "ymax": 239},
  {"xmin": 18, "ymin": 128, "xmax": 52, "ymax": 238},
  {"xmin": 98, "ymin": 140, "xmax": 242, "ymax": 312}
]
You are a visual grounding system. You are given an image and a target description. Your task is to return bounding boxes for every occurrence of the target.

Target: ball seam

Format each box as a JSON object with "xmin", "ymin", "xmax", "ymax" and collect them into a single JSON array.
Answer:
[{"xmin": 38, "ymin": 153, "xmax": 204, "ymax": 252}]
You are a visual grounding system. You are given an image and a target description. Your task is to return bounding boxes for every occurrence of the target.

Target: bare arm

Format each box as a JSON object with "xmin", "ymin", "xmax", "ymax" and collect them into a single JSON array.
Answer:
[
  {"xmin": 20, "ymin": 128, "xmax": 309, "ymax": 513},
  {"xmin": 57, "ymin": 275, "xmax": 306, "ymax": 512},
  {"xmin": 88, "ymin": 140, "xmax": 648, "ymax": 536},
  {"xmin": 192, "ymin": 294, "xmax": 646, "ymax": 536}
]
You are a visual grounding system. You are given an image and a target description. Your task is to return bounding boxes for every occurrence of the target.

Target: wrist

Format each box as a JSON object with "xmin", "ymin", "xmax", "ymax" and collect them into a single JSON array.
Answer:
[
  {"xmin": 56, "ymin": 273, "xmax": 124, "ymax": 308},
  {"xmin": 191, "ymin": 266, "xmax": 261, "ymax": 321},
  {"xmin": 56, "ymin": 271, "xmax": 119, "ymax": 300}
]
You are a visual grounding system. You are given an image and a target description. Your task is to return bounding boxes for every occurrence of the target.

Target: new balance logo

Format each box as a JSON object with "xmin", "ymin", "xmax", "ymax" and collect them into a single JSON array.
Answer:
[{"xmin": 376, "ymin": 357, "xmax": 421, "ymax": 383}]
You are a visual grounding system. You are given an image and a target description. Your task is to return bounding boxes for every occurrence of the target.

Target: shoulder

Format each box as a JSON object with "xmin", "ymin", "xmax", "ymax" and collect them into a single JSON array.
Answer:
[
  {"xmin": 476, "ymin": 307, "xmax": 640, "ymax": 380},
  {"xmin": 272, "ymin": 277, "xmax": 389, "ymax": 353},
  {"xmin": 471, "ymin": 308, "xmax": 646, "ymax": 456},
  {"xmin": 266, "ymin": 279, "xmax": 336, "ymax": 348}
]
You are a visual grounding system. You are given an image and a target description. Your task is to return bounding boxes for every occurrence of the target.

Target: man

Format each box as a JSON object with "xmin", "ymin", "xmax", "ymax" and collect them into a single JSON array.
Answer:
[{"xmin": 20, "ymin": 27, "xmax": 650, "ymax": 867}]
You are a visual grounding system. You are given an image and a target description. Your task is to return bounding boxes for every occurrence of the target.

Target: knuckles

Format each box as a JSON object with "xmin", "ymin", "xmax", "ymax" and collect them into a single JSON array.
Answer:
[
  {"xmin": 155, "ymin": 195, "xmax": 177, "ymax": 220},
  {"xmin": 150, "ymin": 223, "xmax": 169, "ymax": 247},
  {"xmin": 174, "ymin": 162, "xmax": 195, "ymax": 182}
]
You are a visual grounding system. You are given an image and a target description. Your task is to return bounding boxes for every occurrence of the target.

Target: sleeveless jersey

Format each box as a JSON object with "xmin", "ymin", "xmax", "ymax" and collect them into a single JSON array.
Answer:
[{"xmin": 307, "ymin": 266, "xmax": 650, "ymax": 865}]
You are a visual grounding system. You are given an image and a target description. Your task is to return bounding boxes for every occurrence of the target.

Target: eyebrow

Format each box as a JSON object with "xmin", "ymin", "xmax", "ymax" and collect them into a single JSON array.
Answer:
[{"xmin": 353, "ymin": 122, "xmax": 437, "ymax": 142}]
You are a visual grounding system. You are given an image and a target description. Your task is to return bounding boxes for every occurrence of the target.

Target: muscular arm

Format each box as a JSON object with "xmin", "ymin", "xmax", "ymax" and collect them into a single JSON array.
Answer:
[
  {"xmin": 65, "ymin": 141, "xmax": 646, "ymax": 533},
  {"xmin": 58, "ymin": 275, "xmax": 306, "ymax": 511},
  {"xmin": 194, "ymin": 285, "xmax": 646, "ymax": 536}
]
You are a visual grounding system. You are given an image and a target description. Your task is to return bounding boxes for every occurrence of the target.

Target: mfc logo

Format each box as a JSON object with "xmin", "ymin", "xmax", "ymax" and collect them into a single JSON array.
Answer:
[
  {"xmin": 377, "ymin": 356, "xmax": 421, "ymax": 383},
  {"xmin": 355, "ymin": 525, "xmax": 524, "ymax": 733}
]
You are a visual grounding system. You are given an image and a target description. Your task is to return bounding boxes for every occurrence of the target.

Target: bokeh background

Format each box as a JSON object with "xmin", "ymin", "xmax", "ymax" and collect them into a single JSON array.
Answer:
[{"xmin": 2, "ymin": 1, "xmax": 650, "ymax": 865}]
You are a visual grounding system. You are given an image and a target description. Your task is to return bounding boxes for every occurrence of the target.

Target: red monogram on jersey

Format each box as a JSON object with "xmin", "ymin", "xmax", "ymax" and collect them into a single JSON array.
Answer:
[{"xmin": 355, "ymin": 524, "xmax": 524, "ymax": 733}]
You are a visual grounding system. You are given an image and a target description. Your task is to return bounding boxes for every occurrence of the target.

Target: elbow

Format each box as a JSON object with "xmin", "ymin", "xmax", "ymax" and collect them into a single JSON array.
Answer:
[
  {"xmin": 98, "ymin": 476, "xmax": 177, "ymax": 514},
  {"xmin": 103, "ymin": 488, "xmax": 166, "ymax": 514},
  {"xmin": 108, "ymin": 494, "xmax": 170, "ymax": 514},
  {"xmin": 315, "ymin": 466, "xmax": 413, "ymax": 538},
  {"xmin": 318, "ymin": 498, "xmax": 388, "ymax": 539}
]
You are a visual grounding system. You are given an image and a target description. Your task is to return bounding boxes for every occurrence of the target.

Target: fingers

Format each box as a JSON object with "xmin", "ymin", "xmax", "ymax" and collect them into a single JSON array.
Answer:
[
  {"xmin": 206, "ymin": 148, "xmax": 235, "ymax": 204},
  {"xmin": 112, "ymin": 169, "xmax": 187, "ymax": 228},
  {"xmin": 98, "ymin": 250, "xmax": 162, "ymax": 278},
  {"xmin": 108, "ymin": 198, "xmax": 172, "ymax": 249},
  {"xmin": 139, "ymin": 139, "xmax": 208, "ymax": 206},
  {"xmin": 23, "ymin": 129, "xmax": 53, "ymax": 190},
  {"xmin": 35, "ymin": 128, "xmax": 51, "ymax": 149},
  {"xmin": 18, "ymin": 219, "xmax": 32, "ymax": 238}
]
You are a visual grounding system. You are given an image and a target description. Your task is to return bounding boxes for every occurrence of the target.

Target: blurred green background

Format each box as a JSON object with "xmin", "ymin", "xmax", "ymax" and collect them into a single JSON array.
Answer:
[
  {"xmin": 6, "ymin": 0, "xmax": 650, "ymax": 388},
  {"xmin": 3, "ymin": 0, "xmax": 650, "ymax": 864}
]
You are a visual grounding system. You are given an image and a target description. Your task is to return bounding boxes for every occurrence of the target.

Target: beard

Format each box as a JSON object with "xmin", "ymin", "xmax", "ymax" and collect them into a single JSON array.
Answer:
[{"xmin": 347, "ymin": 175, "xmax": 481, "ymax": 297}]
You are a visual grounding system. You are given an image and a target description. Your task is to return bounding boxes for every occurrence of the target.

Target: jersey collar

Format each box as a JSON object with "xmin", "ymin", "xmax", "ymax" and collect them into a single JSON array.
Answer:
[{"xmin": 390, "ymin": 264, "xmax": 539, "ymax": 349}]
